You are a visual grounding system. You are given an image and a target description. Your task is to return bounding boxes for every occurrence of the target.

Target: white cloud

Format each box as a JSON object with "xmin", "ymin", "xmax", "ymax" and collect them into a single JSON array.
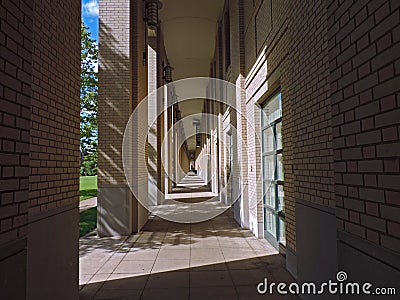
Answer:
[{"xmin": 83, "ymin": 0, "xmax": 99, "ymax": 17}]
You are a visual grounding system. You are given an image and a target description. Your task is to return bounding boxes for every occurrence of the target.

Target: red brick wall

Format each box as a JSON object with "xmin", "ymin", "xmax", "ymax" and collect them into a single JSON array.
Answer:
[
  {"xmin": 0, "ymin": 0, "xmax": 33, "ymax": 245},
  {"xmin": 329, "ymin": 0, "xmax": 400, "ymax": 253}
]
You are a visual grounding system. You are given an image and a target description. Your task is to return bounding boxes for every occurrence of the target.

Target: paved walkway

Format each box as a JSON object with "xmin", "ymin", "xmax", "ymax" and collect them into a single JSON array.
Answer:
[
  {"xmin": 79, "ymin": 210, "xmax": 298, "ymax": 299},
  {"xmin": 171, "ymin": 172, "xmax": 211, "ymax": 193},
  {"xmin": 80, "ymin": 197, "xmax": 97, "ymax": 212}
]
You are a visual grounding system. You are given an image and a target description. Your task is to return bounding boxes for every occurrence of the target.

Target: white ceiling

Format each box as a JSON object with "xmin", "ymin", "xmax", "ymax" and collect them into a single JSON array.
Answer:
[
  {"xmin": 159, "ymin": 0, "xmax": 224, "ymax": 151},
  {"xmin": 159, "ymin": 0, "xmax": 224, "ymax": 80}
]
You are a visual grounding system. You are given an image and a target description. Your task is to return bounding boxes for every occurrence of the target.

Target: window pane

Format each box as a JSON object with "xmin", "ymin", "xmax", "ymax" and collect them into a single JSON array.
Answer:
[
  {"xmin": 276, "ymin": 122, "xmax": 282, "ymax": 150},
  {"xmin": 263, "ymin": 155, "xmax": 274, "ymax": 180},
  {"xmin": 263, "ymin": 93, "xmax": 282, "ymax": 123},
  {"xmin": 277, "ymin": 153, "xmax": 284, "ymax": 180},
  {"xmin": 262, "ymin": 127, "xmax": 274, "ymax": 152},
  {"xmin": 265, "ymin": 209, "xmax": 276, "ymax": 237},
  {"xmin": 278, "ymin": 185, "xmax": 284, "ymax": 211},
  {"xmin": 279, "ymin": 218, "xmax": 286, "ymax": 246},
  {"xmin": 263, "ymin": 182, "xmax": 274, "ymax": 207}
]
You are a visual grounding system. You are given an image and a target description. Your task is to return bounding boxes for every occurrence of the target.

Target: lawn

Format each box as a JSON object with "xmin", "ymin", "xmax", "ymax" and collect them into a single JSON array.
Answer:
[
  {"xmin": 80, "ymin": 207, "xmax": 97, "ymax": 237},
  {"xmin": 80, "ymin": 175, "xmax": 97, "ymax": 201}
]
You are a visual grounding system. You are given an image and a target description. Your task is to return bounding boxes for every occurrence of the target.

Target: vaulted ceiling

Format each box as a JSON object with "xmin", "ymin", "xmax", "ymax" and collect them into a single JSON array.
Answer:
[
  {"xmin": 159, "ymin": 0, "xmax": 224, "ymax": 151},
  {"xmin": 159, "ymin": 0, "xmax": 224, "ymax": 80}
]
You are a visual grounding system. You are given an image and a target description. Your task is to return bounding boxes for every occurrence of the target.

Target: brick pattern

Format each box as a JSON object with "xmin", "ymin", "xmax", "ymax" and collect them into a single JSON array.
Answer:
[
  {"xmin": 234, "ymin": 0, "xmax": 336, "ymax": 251},
  {"xmin": 0, "ymin": 0, "xmax": 33, "ymax": 245},
  {"xmin": 329, "ymin": 0, "xmax": 400, "ymax": 253},
  {"xmin": 242, "ymin": 0, "xmax": 299, "ymax": 249},
  {"xmin": 286, "ymin": 0, "xmax": 335, "ymax": 208},
  {"xmin": 98, "ymin": 0, "xmax": 132, "ymax": 186},
  {"xmin": 29, "ymin": 0, "xmax": 81, "ymax": 215}
]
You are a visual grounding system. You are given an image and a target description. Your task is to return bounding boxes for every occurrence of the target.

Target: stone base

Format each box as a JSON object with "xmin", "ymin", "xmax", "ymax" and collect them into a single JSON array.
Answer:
[
  {"xmin": 0, "ymin": 238, "xmax": 27, "ymax": 299},
  {"xmin": 27, "ymin": 206, "xmax": 79, "ymax": 300},
  {"xmin": 97, "ymin": 185, "xmax": 133, "ymax": 237},
  {"xmin": 295, "ymin": 199, "xmax": 339, "ymax": 300}
]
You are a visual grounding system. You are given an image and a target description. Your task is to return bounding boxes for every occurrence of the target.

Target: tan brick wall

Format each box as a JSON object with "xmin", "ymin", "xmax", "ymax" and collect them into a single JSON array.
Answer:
[
  {"xmin": 98, "ymin": 0, "xmax": 132, "ymax": 186},
  {"xmin": 329, "ymin": 0, "xmax": 400, "ymax": 253},
  {"xmin": 229, "ymin": 0, "xmax": 335, "ymax": 251},
  {"xmin": 98, "ymin": 0, "xmax": 149, "ymax": 231},
  {"xmin": 0, "ymin": 0, "xmax": 33, "ymax": 245},
  {"xmin": 29, "ymin": 0, "xmax": 81, "ymax": 216},
  {"xmin": 287, "ymin": 0, "xmax": 335, "ymax": 208}
]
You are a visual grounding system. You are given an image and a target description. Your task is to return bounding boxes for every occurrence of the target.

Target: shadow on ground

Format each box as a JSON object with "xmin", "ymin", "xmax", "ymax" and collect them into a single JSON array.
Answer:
[{"xmin": 79, "ymin": 254, "xmax": 299, "ymax": 300}]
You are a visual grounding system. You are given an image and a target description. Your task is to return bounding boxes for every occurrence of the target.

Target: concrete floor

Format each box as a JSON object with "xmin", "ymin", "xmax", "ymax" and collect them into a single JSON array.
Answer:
[
  {"xmin": 79, "ymin": 210, "xmax": 298, "ymax": 299},
  {"xmin": 80, "ymin": 197, "xmax": 97, "ymax": 212}
]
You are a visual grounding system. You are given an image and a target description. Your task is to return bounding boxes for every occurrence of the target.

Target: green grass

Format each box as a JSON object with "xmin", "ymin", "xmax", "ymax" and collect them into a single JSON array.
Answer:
[
  {"xmin": 79, "ymin": 207, "xmax": 97, "ymax": 237},
  {"xmin": 80, "ymin": 175, "xmax": 97, "ymax": 201}
]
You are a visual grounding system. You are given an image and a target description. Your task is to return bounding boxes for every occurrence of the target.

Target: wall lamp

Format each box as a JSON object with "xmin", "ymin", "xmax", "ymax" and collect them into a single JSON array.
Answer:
[
  {"xmin": 143, "ymin": 0, "xmax": 162, "ymax": 65},
  {"xmin": 145, "ymin": 0, "xmax": 163, "ymax": 30},
  {"xmin": 163, "ymin": 63, "xmax": 174, "ymax": 83},
  {"xmin": 176, "ymin": 109, "xmax": 181, "ymax": 120}
]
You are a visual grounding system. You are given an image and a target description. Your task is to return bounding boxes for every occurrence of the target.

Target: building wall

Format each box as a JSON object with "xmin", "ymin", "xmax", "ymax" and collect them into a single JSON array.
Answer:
[
  {"xmin": 98, "ymin": 0, "xmax": 148, "ymax": 236},
  {"xmin": 0, "ymin": 0, "xmax": 33, "ymax": 298},
  {"xmin": 1, "ymin": 0, "xmax": 80, "ymax": 299},
  {"xmin": 27, "ymin": 0, "xmax": 81, "ymax": 299},
  {"xmin": 216, "ymin": 0, "xmax": 400, "ymax": 291},
  {"xmin": 329, "ymin": 0, "xmax": 400, "ymax": 290},
  {"xmin": 219, "ymin": 0, "xmax": 337, "ymax": 286}
]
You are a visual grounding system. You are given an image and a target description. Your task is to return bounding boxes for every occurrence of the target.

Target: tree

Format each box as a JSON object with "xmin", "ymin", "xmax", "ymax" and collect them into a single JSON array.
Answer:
[{"xmin": 80, "ymin": 21, "xmax": 98, "ymax": 176}]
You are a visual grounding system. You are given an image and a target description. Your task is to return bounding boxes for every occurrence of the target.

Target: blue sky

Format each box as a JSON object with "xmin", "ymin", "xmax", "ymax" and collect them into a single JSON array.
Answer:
[{"xmin": 82, "ymin": 0, "xmax": 99, "ymax": 41}]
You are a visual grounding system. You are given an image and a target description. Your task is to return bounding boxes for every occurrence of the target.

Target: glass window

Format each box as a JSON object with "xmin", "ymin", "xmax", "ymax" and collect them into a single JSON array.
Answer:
[
  {"xmin": 278, "ymin": 185, "xmax": 284, "ymax": 211},
  {"xmin": 265, "ymin": 209, "xmax": 276, "ymax": 238},
  {"xmin": 279, "ymin": 218, "xmax": 286, "ymax": 246},
  {"xmin": 277, "ymin": 153, "xmax": 284, "ymax": 180},
  {"xmin": 263, "ymin": 183, "xmax": 275, "ymax": 208},
  {"xmin": 263, "ymin": 93, "xmax": 282, "ymax": 123},
  {"xmin": 262, "ymin": 91, "xmax": 285, "ymax": 247},
  {"xmin": 263, "ymin": 155, "xmax": 274, "ymax": 180},
  {"xmin": 262, "ymin": 126, "xmax": 274, "ymax": 152},
  {"xmin": 276, "ymin": 122, "xmax": 282, "ymax": 150}
]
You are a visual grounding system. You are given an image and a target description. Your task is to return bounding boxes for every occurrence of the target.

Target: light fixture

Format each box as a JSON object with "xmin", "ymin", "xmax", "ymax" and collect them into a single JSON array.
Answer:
[
  {"xmin": 193, "ymin": 121, "xmax": 201, "ymax": 147},
  {"xmin": 163, "ymin": 63, "xmax": 174, "ymax": 83},
  {"xmin": 176, "ymin": 109, "xmax": 181, "ymax": 120},
  {"xmin": 145, "ymin": 0, "xmax": 163, "ymax": 30},
  {"xmin": 143, "ymin": 0, "xmax": 162, "ymax": 65}
]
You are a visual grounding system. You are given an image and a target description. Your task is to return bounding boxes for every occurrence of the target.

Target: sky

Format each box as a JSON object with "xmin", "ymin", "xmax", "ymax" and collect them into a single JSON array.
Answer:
[{"xmin": 82, "ymin": 0, "xmax": 99, "ymax": 41}]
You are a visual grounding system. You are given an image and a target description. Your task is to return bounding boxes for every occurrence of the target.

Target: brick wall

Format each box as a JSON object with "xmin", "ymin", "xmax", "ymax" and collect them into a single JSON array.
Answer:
[
  {"xmin": 241, "ymin": 0, "xmax": 300, "ymax": 248},
  {"xmin": 329, "ymin": 0, "xmax": 400, "ymax": 253},
  {"xmin": 29, "ymin": 0, "xmax": 81, "ymax": 215},
  {"xmin": 98, "ymin": 0, "xmax": 148, "ymax": 233},
  {"xmin": 98, "ymin": 0, "xmax": 132, "ymax": 186},
  {"xmin": 286, "ymin": 0, "xmax": 335, "ymax": 208},
  {"xmin": 234, "ymin": 0, "xmax": 336, "ymax": 252},
  {"xmin": 0, "ymin": 0, "xmax": 33, "ymax": 246}
]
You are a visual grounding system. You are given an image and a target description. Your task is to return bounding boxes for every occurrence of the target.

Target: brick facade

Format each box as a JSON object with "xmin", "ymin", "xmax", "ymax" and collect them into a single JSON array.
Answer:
[
  {"xmin": 1, "ymin": 0, "xmax": 80, "ymax": 298},
  {"xmin": 98, "ymin": 0, "xmax": 132, "ymax": 186},
  {"xmin": 212, "ymin": 0, "xmax": 399, "ymax": 283},
  {"xmin": 29, "ymin": 0, "xmax": 81, "ymax": 215},
  {"xmin": 329, "ymin": 0, "xmax": 400, "ymax": 253},
  {"xmin": 0, "ymin": 0, "xmax": 33, "ymax": 247},
  {"xmin": 98, "ymin": 0, "xmax": 149, "ymax": 235}
]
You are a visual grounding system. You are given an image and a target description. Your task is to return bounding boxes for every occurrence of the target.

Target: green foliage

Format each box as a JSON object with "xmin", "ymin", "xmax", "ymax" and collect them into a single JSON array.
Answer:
[
  {"xmin": 81, "ymin": 21, "xmax": 98, "ymax": 175},
  {"xmin": 80, "ymin": 207, "xmax": 97, "ymax": 237},
  {"xmin": 79, "ymin": 175, "xmax": 97, "ymax": 201},
  {"xmin": 80, "ymin": 152, "xmax": 98, "ymax": 176}
]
